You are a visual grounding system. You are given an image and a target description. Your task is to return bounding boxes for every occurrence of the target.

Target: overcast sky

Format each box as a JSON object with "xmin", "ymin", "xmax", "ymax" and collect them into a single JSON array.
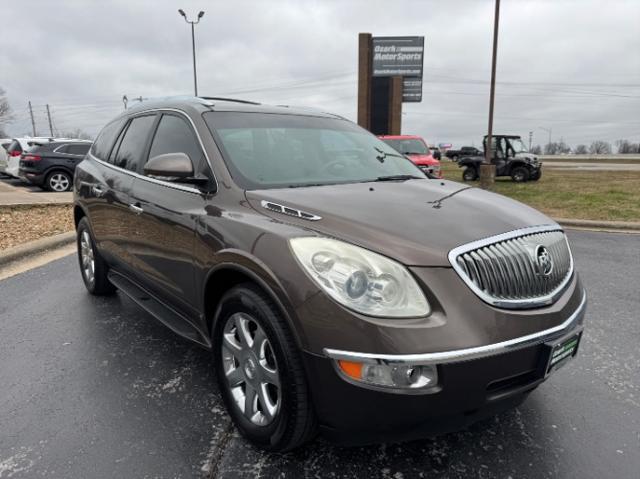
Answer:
[{"xmin": 2, "ymin": 0, "xmax": 639, "ymax": 148}]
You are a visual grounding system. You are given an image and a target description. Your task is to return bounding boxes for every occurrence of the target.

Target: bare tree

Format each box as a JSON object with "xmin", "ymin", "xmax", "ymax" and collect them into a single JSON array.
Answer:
[
  {"xmin": 60, "ymin": 128, "xmax": 93, "ymax": 141},
  {"xmin": 616, "ymin": 139, "xmax": 640, "ymax": 154},
  {"xmin": 544, "ymin": 141, "xmax": 571, "ymax": 155},
  {"xmin": 530, "ymin": 144, "xmax": 542, "ymax": 155},
  {"xmin": 0, "ymin": 87, "xmax": 13, "ymax": 130},
  {"xmin": 574, "ymin": 144, "xmax": 588, "ymax": 154},
  {"xmin": 589, "ymin": 140, "xmax": 612, "ymax": 155}
]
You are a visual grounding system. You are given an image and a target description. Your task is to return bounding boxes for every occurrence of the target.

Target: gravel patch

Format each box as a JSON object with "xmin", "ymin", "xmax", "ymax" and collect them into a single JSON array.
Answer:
[{"xmin": 0, "ymin": 205, "xmax": 74, "ymax": 250}]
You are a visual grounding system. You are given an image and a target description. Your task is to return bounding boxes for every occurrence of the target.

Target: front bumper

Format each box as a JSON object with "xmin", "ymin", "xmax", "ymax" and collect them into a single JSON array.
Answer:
[{"xmin": 304, "ymin": 292, "xmax": 586, "ymax": 444}]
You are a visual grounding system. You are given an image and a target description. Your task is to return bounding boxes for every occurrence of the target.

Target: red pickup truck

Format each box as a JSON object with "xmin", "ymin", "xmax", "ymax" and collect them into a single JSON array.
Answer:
[{"xmin": 378, "ymin": 135, "xmax": 443, "ymax": 178}]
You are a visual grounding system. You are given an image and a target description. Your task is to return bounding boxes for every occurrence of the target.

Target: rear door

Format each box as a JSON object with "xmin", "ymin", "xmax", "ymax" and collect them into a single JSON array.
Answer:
[
  {"xmin": 84, "ymin": 115, "xmax": 157, "ymax": 273},
  {"xmin": 127, "ymin": 112, "xmax": 214, "ymax": 318}
]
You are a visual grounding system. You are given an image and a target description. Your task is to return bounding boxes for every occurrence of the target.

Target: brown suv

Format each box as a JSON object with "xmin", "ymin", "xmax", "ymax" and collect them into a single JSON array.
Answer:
[{"xmin": 73, "ymin": 97, "xmax": 586, "ymax": 451}]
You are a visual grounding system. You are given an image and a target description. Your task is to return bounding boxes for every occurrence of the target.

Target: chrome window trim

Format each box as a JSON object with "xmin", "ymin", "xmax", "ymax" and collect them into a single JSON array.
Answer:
[
  {"xmin": 324, "ymin": 290, "xmax": 586, "ymax": 366},
  {"xmin": 448, "ymin": 224, "xmax": 574, "ymax": 309},
  {"xmin": 91, "ymin": 107, "xmax": 218, "ymax": 194},
  {"xmin": 90, "ymin": 153, "xmax": 203, "ymax": 195}
]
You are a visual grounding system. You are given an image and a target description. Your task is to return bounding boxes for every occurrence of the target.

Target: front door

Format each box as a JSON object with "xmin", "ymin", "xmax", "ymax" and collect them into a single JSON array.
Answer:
[{"xmin": 127, "ymin": 112, "xmax": 215, "ymax": 319}]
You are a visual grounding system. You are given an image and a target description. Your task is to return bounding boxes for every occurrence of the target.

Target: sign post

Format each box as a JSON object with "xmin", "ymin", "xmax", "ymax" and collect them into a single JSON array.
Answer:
[{"xmin": 357, "ymin": 34, "xmax": 424, "ymax": 135}]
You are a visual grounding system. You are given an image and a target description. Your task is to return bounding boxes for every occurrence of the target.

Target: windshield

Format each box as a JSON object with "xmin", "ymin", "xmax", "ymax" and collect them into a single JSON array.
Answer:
[
  {"xmin": 381, "ymin": 138, "xmax": 429, "ymax": 155},
  {"xmin": 204, "ymin": 112, "xmax": 425, "ymax": 189},
  {"xmin": 509, "ymin": 138, "xmax": 529, "ymax": 154}
]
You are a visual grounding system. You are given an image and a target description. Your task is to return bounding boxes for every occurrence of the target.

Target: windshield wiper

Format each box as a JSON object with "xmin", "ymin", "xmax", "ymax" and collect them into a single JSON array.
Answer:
[
  {"xmin": 374, "ymin": 147, "xmax": 406, "ymax": 162},
  {"xmin": 374, "ymin": 174, "xmax": 423, "ymax": 182}
]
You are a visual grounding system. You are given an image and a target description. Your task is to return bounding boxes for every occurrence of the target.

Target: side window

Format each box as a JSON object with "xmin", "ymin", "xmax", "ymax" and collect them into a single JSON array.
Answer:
[
  {"xmin": 147, "ymin": 114, "xmax": 205, "ymax": 172},
  {"xmin": 113, "ymin": 115, "xmax": 156, "ymax": 172},
  {"xmin": 67, "ymin": 144, "xmax": 91, "ymax": 156},
  {"xmin": 55, "ymin": 144, "xmax": 69, "ymax": 154},
  {"xmin": 91, "ymin": 119, "xmax": 125, "ymax": 161}
]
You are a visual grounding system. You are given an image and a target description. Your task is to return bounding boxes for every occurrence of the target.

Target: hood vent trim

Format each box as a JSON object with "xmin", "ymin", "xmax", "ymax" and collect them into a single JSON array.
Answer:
[{"xmin": 260, "ymin": 200, "xmax": 322, "ymax": 221}]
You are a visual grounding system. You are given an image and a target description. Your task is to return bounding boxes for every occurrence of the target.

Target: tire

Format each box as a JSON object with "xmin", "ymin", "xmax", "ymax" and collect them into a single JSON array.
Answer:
[
  {"xmin": 213, "ymin": 283, "xmax": 317, "ymax": 451},
  {"xmin": 452, "ymin": 155, "xmax": 459, "ymax": 162},
  {"xmin": 76, "ymin": 217, "xmax": 116, "ymax": 295},
  {"xmin": 462, "ymin": 166, "xmax": 478, "ymax": 181},
  {"xmin": 46, "ymin": 170, "xmax": 72, "ymax": 192},
  {"xmin": 531, "ymin": 169, "xmax": 542, "ymax": 181},
  {"xmin": 511, "ymin": 166, "xmax": 529, "ymax": 182}
]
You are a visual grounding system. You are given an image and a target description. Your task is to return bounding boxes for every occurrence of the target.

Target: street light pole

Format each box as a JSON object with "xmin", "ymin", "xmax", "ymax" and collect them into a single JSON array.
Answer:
[
  {"xmin": 480, "ymin": 0, "xmax": 501, "ymax": 189},
  {"xmin": 178, "ymin": 9, "xmax": 205, "ymax": 97},
  {"xmin": 539, "ymin": 126, "xmax": 552, "ymax": 153}
]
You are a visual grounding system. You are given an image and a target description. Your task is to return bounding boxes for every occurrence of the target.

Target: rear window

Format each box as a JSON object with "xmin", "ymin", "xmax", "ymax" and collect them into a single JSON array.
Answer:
[
  {"xmin": 91, "ymin": 119, "xmax": 126, "ymax": 161},
  {"xmin": 7, "ymin": 140, "xmax": 22, "ymax": 154},
  {"xmin": 67, "ymin": 144, "xmax": 91, "ymax": 156}
]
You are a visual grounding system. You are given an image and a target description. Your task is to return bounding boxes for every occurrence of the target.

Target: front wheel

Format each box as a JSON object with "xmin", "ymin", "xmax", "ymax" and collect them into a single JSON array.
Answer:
[
  {"xmin": 530, "ymin": 169, "xmax": 542, "ymax": 181},
  {"xmin": 213, "ymin": 284, "xmax": 317, "ymax": 451},
  {"xmin": 462, "ymin": 166, "xmax": 478, "ymax": 181},
  {"xmin": 76, "ymin": 217, "xmax": 116, "ymax": 295},
  {"xmin": 511, "ymin": 166, "xmax": 530, "ymax": 182}
]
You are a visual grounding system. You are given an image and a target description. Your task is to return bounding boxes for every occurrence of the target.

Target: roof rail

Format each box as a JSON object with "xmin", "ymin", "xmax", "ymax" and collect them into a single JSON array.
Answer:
[{"xmin": 199, "ymin": 96, "xmax": 261, "ymax": 105}]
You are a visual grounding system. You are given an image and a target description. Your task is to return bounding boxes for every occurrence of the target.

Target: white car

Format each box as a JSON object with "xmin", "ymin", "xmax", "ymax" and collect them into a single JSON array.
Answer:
[
  {"xmin": 3, "ymin": 137, "xmax": 57, "ymax": 179},
  {"xmin": 0, "ymin": 138, "xmax": 12, "ymax": 176}
]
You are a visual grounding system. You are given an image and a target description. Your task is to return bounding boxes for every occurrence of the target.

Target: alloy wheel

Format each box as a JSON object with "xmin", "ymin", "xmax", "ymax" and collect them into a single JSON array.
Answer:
[
  {"xmin": 221, "ymin": 313, "xmax": 281, "ymax": 426},
  {"xmin": 50, "ymin": 173, "xmax": 70, "ymax": 192},
  {"xmin": 80, "ymin": 230, "xmax": 95, "ymax": 286}
]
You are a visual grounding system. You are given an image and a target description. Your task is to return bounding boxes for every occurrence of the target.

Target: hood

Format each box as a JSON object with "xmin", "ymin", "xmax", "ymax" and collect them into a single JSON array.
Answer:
[
  {"xmin": 246, "ymin": 180, "xmax": 555, "ymax": 266},
  {"xmin": 407, "ymin": 153, "xmax": 438, "ymax": 166},
  {"xmin": 515, "ymin": 152, "xmax": 538, "ymax": 163}
]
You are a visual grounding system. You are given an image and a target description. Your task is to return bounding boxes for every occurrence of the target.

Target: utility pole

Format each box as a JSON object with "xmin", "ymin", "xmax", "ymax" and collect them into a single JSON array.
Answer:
[
  {"xmin": 528, "ymin": 131, "xmax": 533, "ymax": 151},
  {"xmin": 46, "ymin": 104, "xmax": 54, "ymax": 137},
  {"xmin": 28, "ymin": 101, "xmax": 37, "ymax": 137},
  {"xmin": 539, "ymin": 126, "xmax": 552, "ymax": 153},
  {"xmin": 480, "ymin": 0, "xmax": 500, "ymax": 189}
]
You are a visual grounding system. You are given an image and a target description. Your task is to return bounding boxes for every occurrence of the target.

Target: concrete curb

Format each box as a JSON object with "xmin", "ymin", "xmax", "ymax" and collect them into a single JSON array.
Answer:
[
  {"xmin": 0, "ymin": 231, "xmax": 76, "ymax": 267},
  {"xmin": 555, "ymin": 218, "xmax": 640, "ymax": 233}
]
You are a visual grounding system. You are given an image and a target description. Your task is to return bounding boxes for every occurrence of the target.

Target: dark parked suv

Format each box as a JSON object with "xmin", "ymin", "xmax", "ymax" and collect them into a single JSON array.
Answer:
[
  {"xmin": 74, "ymin": 97, "xmax": 586, "ymax": 451},
  {"xmin": 20, "ymin": 140, "xmax": 92, "ymax": 191}
]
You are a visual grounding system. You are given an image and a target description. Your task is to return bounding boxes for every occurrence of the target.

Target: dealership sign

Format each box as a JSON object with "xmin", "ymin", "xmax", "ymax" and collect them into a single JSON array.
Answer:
[{"xmin": 372, "ymin": 36, "xmax": 424, "ymax": 102}]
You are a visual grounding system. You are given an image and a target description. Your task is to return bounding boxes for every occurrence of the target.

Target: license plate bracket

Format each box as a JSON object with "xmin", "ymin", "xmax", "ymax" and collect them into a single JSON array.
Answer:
[{"xmin": 544, "ymin": 330, "xmax": 582, "ymax": 376}]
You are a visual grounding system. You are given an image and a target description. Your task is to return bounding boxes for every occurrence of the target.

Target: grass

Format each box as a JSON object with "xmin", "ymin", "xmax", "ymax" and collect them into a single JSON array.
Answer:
[{"xmin": 440, "ymin": 161, "xmax": 640, "ymax": 222}]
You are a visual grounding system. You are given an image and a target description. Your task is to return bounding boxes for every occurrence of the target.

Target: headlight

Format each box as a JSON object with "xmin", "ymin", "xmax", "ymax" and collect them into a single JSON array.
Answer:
[{"xmin": 289, "ymin": 237, "xmax": 430, "ymax": 318}]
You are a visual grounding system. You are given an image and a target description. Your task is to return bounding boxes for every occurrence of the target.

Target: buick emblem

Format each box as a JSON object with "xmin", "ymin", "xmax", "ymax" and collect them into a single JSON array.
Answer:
[{"xmin": 535, "ymin": 245, "xmax": 554, "ymax": 276}]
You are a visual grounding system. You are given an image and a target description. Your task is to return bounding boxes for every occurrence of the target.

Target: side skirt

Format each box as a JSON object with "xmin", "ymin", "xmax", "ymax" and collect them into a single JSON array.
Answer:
[{"xmin": 108, "ymin": 270, "xmax": 211, "ymax": 348}]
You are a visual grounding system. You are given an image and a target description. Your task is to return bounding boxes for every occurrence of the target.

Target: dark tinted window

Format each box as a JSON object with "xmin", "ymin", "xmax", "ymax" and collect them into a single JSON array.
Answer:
[
  {"xmin": 54, "ymin": 144, "xmax": 68, "ymax": 153},
  {"xmin": 147, "ymin": 115, "xmax": 204, "ymax": 171},
  {"xmin": 91, "ymin": 119, "xmax": 125, "ymax": 160},
  {"xmin": 113, "ymin": 115, "xmax": 156, "ymax": 172},
  {"xmin": 67, "ymin": 144, "xmax": 91, "ymax": 156}
]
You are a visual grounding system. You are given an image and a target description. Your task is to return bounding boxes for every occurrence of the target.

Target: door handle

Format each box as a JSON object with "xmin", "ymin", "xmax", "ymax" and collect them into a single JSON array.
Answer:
[
  {"xmin": 129, "ymin": 203, "xmax": 144, "ymax": 215},
  {"xmin": 91, "ymin": 185, "xmax": 105, "ymax": 197}
]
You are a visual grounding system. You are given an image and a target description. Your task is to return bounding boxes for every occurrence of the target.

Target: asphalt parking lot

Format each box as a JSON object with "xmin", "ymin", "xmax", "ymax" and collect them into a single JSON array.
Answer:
[{"xmin": 0, "ymin": 230, "xmax": 638, "ymax": 478}]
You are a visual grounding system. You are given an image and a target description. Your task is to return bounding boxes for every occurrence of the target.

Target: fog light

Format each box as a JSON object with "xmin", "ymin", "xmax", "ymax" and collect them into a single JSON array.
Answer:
[{"xmin": 337, "ymin": 359, "xmax": 438, "ymax": 391}]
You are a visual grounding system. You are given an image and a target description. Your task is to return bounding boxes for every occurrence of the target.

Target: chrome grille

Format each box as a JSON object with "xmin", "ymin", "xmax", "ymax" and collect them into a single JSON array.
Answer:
[{"xmin": 449, "ymin": 226, "xmax": 573, "ymax": 309}]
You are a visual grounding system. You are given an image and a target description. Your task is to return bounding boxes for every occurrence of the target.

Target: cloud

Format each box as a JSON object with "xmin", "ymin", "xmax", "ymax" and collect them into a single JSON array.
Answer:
[{"xmin": 1, "ymin": 0, "xmax": 638, "ymax": 147}]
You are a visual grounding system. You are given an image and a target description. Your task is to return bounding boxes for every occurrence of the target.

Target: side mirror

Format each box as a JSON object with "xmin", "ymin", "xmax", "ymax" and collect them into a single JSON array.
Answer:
[{"xmin": 144, "ymin": 152, "xmax": 193, "ymax": 179}]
